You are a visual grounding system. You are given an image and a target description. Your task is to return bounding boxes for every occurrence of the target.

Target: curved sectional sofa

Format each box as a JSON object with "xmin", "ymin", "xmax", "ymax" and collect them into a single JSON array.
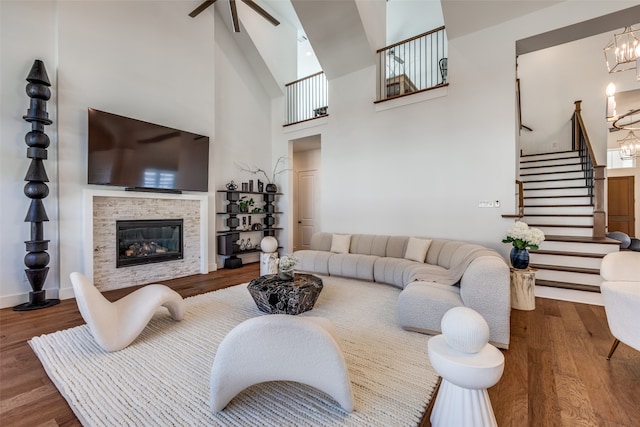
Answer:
[{"xmin": 293, "ymin": 232, "xmax": 511, "ymax": 348}]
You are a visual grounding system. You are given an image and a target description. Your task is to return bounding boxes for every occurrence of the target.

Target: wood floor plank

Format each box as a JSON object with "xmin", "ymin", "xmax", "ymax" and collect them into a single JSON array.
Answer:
[{"xmin": 2, "ymin": 267, "xmax": 640, "ymax": 426}]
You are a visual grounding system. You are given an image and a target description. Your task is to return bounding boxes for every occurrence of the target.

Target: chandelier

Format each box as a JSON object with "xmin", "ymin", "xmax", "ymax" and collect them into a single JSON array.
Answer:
[
  {"xmin": 604, "ymin": 26, "xmax": 640, "ymax": 75},
  {"xmin": 618, "ymin": 130, "xmax": 640, "ymax": 159}
]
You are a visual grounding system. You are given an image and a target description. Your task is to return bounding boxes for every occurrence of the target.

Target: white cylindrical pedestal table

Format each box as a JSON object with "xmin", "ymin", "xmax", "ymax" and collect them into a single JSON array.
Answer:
[{"xmin": 428, "ymin": 335, "xmax": 504, "ymax": 427}]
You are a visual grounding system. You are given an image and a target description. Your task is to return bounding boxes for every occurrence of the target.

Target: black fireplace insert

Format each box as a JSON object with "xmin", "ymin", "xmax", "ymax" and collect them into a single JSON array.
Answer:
[{"xmin": 116, "ymin": 219, "xmax": 183, "ymax": 268}]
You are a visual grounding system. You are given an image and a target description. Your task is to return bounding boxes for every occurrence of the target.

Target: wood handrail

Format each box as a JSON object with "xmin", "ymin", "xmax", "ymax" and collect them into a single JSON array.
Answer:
[
  {"xmin": 573, "ymin": 100, "xmax": 605, "ymax": 238},
  {"xmin": 285, "ymin": 71, "xmax": 325, "ymax": 88},
  {"xmin": 573, "ymin": 101, "xmax": 599, "ymax": 167},
  {"xmin": 376, "ymin": 26, "xmax": 446, "ymax": 53},
  {"xmin": 516, "ymin": 180, "xmax": 524, "ymax": 216}
]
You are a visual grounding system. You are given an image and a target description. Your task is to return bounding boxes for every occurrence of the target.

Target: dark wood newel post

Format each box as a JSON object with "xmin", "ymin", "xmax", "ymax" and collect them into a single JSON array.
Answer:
[{"xmin": 14, "ymin": 60, "xmax": 60, "ymax": 311}]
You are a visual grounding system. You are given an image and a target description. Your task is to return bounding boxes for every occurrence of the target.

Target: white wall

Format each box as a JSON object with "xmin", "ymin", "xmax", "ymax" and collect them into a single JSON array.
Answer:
[
  {"xmin": 386, "ymin": 0, "xmax": 443, "ymax": 44},
  {"xmin": 214, "ymin": 11, "xmax": 274, "ymax": 266},
  {"xmin": 518, "ymin": 29, "xmax": 640, "ymax": 160}
]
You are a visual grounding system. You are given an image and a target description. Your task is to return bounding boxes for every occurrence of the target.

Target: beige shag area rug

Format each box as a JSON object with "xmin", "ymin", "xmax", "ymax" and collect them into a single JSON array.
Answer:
[{"xmin": 30, "ymin": 276, "xmax": 438, "ymax": 426}]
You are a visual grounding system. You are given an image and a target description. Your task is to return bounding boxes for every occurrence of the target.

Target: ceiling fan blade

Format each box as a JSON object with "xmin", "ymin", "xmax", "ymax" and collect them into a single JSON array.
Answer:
[
  {"xmin": 189, "ymin": 0, "xmax": 216, "ymax": 18},
  {"xmin": 229, "ymin": 0, "xmax": 240, "ymax": 32},
  {"xmin": 241, "ymin": 0, "xmax": 280, "ymax": 26}
]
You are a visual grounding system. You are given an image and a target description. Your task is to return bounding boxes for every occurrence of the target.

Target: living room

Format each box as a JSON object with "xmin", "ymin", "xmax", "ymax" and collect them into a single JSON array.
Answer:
[
  {"xmin": 2, "ymin": 1, "xmax": 639, "ymax": 306},
  {"xmin": 1, "ymin": 0, "xmax": 639, "ymax": 425}
]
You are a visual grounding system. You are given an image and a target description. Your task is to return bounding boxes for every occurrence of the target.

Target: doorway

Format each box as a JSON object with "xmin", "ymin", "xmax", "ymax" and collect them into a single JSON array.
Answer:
[
  {"xmin": 608, "ymin": 176, "xmax": 636, "ymax": 237},
  {"xmin": 291, "ymin": 135, "xmax": 321, "ymax": 251}
]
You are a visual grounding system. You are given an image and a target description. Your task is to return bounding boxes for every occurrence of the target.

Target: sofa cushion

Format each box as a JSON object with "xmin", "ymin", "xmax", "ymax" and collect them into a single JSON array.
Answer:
[
  {"xmin": 386, "ymin": 236, "xmax": 410, "ymax": 258},
  {"xmin": 310, "ymin": 232, "xmax": 333, "ymax": 251},
  {"xmin": 327, "ymin": 254, "xmax": 378, "ymax": 282},
  {"xmin": 350, "ymin": 234, "xmax": 389, "ymax": 256},
  {"xmin": 404, "ymin": 237, "xmax": 432, "ymax": 262},
  {"xmin": 294, "ymin": 250, "xmax": 333, "ymax": 275},
  {"xmin": 330, "ymin": 234, "xmax": 352, "ymax": 254},
  {"xmin": 373, "ymin": 257, "xmax": 420, "ymax": 289},
  {"xmin": 397, "ymin": 282, "xmax": 463, "ymax": 335}
]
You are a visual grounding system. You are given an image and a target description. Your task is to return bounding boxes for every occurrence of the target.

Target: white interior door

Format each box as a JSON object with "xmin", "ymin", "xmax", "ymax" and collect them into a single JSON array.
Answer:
[{"xmin": 296, "ymin": 170, "xmax": 317, "ymax": 250}]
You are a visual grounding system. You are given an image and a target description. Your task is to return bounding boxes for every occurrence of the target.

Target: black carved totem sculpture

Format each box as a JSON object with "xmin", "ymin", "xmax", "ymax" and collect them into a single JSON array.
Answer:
[{"xmin": 14, "ymin": 60, "xmax": 60, "ymax": 311}]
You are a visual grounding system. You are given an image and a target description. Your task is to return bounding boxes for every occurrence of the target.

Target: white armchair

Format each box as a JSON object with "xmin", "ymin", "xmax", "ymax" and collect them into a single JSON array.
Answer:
[{"xmin": 600, "ymin": 252, "xmax": 640, "ymax": 359}]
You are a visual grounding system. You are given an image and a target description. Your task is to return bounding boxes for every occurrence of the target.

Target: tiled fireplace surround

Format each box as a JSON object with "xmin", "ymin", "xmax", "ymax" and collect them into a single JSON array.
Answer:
[{"xmin": 84, "ymin": 190, "xmax": 208, "ymax": 291}]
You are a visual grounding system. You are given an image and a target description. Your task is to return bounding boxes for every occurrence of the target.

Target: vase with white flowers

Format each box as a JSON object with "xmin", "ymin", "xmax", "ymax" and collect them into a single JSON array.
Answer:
[
  {"xmin": 502, "ymin": 221, "xmax": 545, "ymax": 269},
  {"xmin": 276, "ymin": 254, "xmax": 298, "ymax": 280}
]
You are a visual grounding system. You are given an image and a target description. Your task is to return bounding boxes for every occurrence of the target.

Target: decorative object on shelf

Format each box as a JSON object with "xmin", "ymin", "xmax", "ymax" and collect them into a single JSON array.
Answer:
[
  {"xmin": 276, "ymin": 254, "xmax": 298, "ymax": 281},
  {"xmin": 225, "ymin": 191, "xmax": 240, "ymax": 213},
  {"xmin": 238, "ymin": 196, "xmax": 254, "ymax": 213},
  {"xmin": 238, "ymin": 239, "xmax": 246, "ymax": 251},
  {"xmin": 248, "ymin": 216, "xmax": 252, "ymax": 228},
  {"xmin": 242, "ymin": 216, "xmax": 247, "ymax": 228},
  {"xmin": 249, "ymin": 180, "xmax": 254, "ymax": 192},
  {"xmin": 251, "ymin": 223, "xmax": 263, "ymax": 231},
  {"xmin": 237, "ymin": 155, "xmax": 289, "ymax": 194},
  {"xmin": 257, "ymin": 179, "xmax": 264, "ymax": 192},
  {"xmin": 604, "ymin": 26, "xmax": 640, "ymax": 78},
  {"xmin": 265, "ymin": 183, "xmax": 277, "ymax": 193},
  {"xmin": 225, "ymin": 180, "xmax": 238, "ymax": 191},
  {"xmin": 245, "ymin": 238, "xmax": 252, "ymax": 250},
  {"xmin": 502, "ymin": 221, "xmax": 545, "ymax": 270},
  {"xmin": 241, "ymin": 182, "xmax": 248, "ymax": 192},
  {"xmin": 15, "ymin": 59, "xmax": 60, "ymax": 311},
  {"xmin": 251, "ymin": 207, "xmax": 262, "ymax": 214}
]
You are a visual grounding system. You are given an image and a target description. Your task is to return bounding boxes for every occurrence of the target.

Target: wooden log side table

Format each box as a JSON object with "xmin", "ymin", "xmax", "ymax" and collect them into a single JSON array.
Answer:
[{"xmin": 510, "ymin": 268, "xmax": 536, "ymax": 311}]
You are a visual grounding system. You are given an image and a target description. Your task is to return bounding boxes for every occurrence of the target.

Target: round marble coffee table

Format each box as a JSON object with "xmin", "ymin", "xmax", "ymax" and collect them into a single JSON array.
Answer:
[{"xmin": 247, "ymin": 273, "xmax": 323, "ymax": 315}]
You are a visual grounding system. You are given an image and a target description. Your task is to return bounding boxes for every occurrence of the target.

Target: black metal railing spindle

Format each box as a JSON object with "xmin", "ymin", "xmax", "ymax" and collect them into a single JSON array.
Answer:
[{"xmin": 376, "ymin": 26, "xmax": 447, "ymax": 102}]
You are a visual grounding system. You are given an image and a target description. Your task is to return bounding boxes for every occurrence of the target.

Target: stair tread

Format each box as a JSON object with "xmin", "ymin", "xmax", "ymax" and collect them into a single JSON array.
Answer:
[
  {"xmin": 543, "ymin": 235, "xmax": 620, "ymax": 244},
  {"xmin": 535, "ymin": 279, "xmax": 601, "ymax": 293},
  {"xmin": 527, "ymin": 224, "xmax": 593, "ymax": 228},
  {"xmin": 520, "ymin": 155, "xmax": 580, "ymax": 164},
  {"xmin": 523, "ymin": 214, "xmax": 593, "ymax": 217},
  {"xmin": 524, "ymin": 185, "xmax": 588, "ymax": 190},
  {"xmin": 521, "ymin": 150, "xmax": 577, "ymax": 157},
  {"xmin": 523, "ymin": 177, "xmax": 588, "ymax": 183},
  {"xmin": 530, "ymin": 263, "xmax": 600, "ymax": 274},
  {"xmin": 533, "ymin": 250, "xmax": 605, "ymax": 258},
  {"xmin": 524, "ymin": 204, "xmax": 593, "ymax": 208},
  {"xmin": 524, "ymin": 194, "xmax": 590, "ymax": 199},
  {"xmin": 521, "ymin": 170, "xmax": 583, "ymax": 176},
  {"xmin": 520, "ymin": 162, "xmax": 581, "ymax": 170}
]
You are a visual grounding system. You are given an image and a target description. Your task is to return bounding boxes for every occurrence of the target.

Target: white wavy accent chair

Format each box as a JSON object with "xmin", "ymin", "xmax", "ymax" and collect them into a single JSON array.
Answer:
[
  {"xmin": 70, "ymin": 272, "xmax": 185, "ymax": 352},
  {"xmin": 600, "ymin": 252, "xmax": 640, "ymax": 359},
  {"xmin": 210, "ymin": 314, "xmax": 354, "ymax": 412}
]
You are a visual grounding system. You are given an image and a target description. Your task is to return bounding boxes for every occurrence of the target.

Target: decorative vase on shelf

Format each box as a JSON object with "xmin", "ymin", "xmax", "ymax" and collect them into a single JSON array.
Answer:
[
  {"xmin": 265, "ymin": 183, "xmax": 277, "ymax": 193},
  {"xmin": 510, "ymin": 247, "xmax": 530, "ymax": 269},
  {"xmin": 278, "ymin": 269, "xmax": 294, "ymax": 281}
]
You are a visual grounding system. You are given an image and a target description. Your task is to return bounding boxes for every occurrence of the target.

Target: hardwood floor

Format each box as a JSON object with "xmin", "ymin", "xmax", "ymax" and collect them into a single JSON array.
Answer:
[{"xmin": 1, "ymin": 264, "xmax": 639, "ymax": 426}]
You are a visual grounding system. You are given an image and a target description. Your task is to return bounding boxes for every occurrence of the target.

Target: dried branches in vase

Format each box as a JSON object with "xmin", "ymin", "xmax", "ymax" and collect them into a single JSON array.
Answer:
[{"xmin": 236, "ymin": 156, "xmax": 289, "ymax": 193}]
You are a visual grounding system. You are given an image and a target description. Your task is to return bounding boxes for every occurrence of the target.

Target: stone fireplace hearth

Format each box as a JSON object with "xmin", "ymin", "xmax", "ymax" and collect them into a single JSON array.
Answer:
[{"xmin": 85, "ymin": 190, "xmax": 208, "ymax": 291}]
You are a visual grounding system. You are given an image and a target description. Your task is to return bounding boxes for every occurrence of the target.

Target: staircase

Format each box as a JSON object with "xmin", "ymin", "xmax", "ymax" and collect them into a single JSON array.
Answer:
[{"xmin": 519, "ymin": 150, "xmax": 620, "ymax": 292}]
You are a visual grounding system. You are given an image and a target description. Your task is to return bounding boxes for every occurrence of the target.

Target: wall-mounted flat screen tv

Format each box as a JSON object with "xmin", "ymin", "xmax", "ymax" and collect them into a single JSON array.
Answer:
[{"xmin": 87, "ymin": 108, "xmax": 209, "ymax": 193}]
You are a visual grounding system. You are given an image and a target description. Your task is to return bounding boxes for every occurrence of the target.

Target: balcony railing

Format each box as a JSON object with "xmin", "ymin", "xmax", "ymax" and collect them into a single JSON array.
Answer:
[
  {"xmin": 284, "ymin": 71, "xmax": 328, "ymax": 126},
  {"xmin": 376, "ymin": 27, "xmax": 447, "ymax": 102}
]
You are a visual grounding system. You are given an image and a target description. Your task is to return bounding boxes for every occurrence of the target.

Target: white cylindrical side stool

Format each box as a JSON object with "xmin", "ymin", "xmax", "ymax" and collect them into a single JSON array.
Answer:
[
  {"xmin": 260, "ymin": 236, "xmax": 279, "ymax": 276},
  {"xmin": 428, "ymin": 307, "xmax": 505, "ymax": 427}
]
